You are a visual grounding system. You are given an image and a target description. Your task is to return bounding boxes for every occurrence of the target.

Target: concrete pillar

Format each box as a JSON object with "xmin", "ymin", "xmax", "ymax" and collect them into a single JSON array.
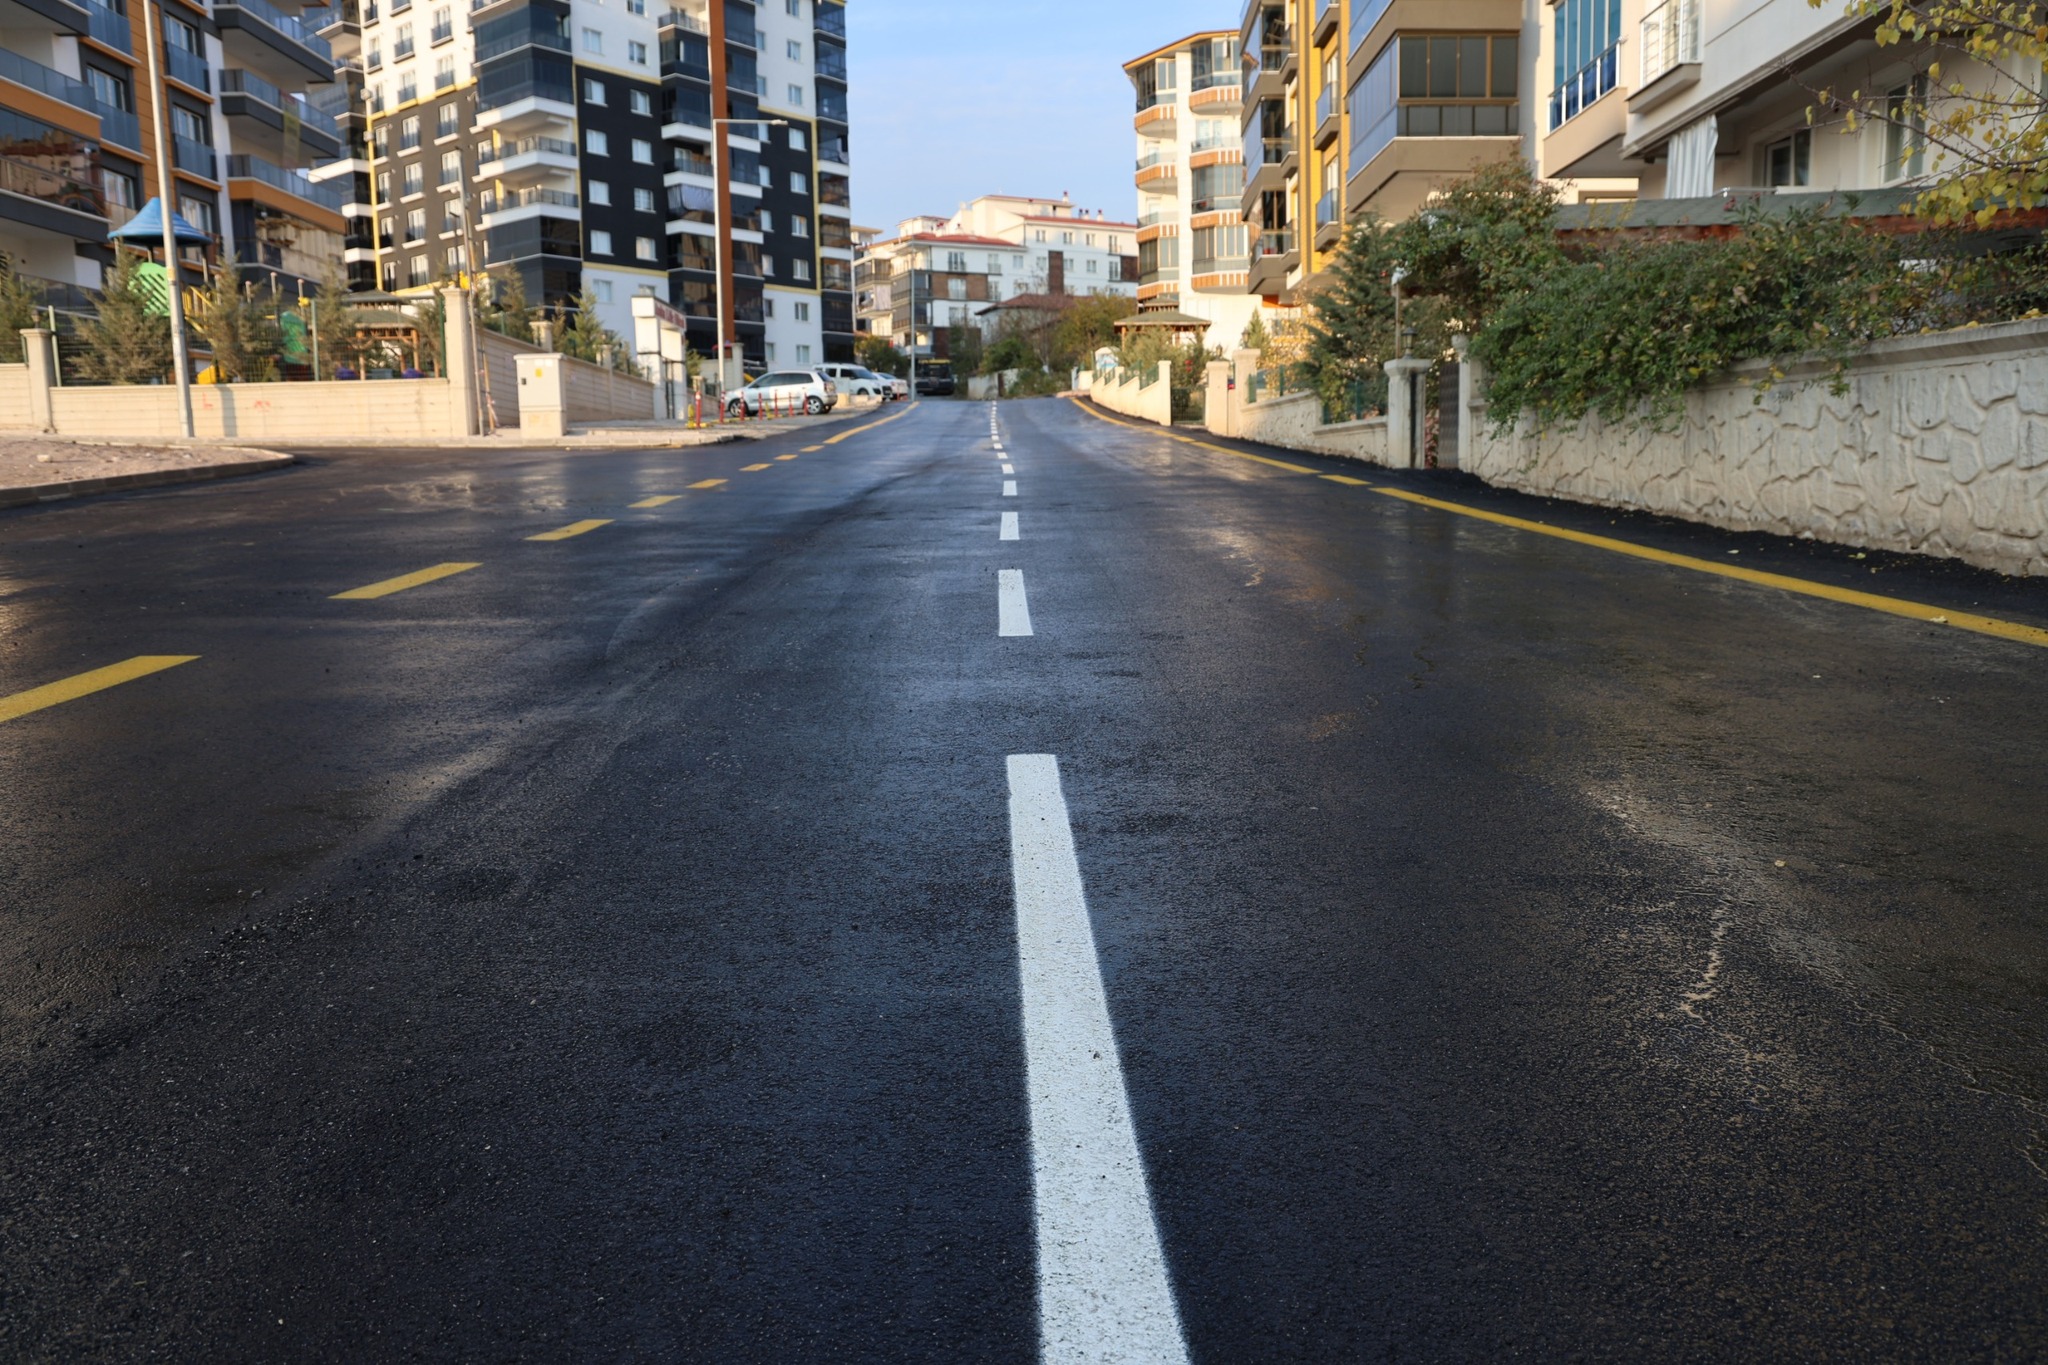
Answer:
[
  {"xmin": 442, "ymin": 287, "xmax": 479, "ymax": 437},
  {"xmin": 1451, "ymin": 334, "xmax": 1479, "ymax": 472},
  {"xmin": 20, "ymin": 328, "xmax": 55, "ymax": 433},
  {"xmin": 1384, "ymin": 358, "xmax": 1433, "ymax": 468},
  {"xmin": 532, "ymin": 318, "xmax": 555, "ymax": 353},
  {"xmin": 1204, "ymin": 359, "xmax": 1232, "ymax": 436}
]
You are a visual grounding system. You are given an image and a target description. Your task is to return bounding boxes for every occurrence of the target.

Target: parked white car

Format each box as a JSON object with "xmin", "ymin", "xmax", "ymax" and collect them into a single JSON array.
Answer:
[
  {"xmin": 885, "ymin": 374, "xmax": 910, "ymax": 400},
  {"xmin": 726, "ymin": 369, "xmax": 838, "ymax": 417},
  {"xmin": 818, "ymin": 363, "xmax": 893, "ymax": 400}
]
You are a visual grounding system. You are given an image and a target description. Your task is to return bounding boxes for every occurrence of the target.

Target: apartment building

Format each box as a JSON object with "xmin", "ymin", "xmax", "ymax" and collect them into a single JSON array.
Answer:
[
  {"xmin": 1, "ymin": 0, "xmax": 344, "ymax": 306},
  {"xmin": 315, "ymin": 0, "xmax": 850, "ymax": 365},
  {"xmin": 1614, "ymin": 1, "xmax": 1931, "ymax": 199},
  {"xmin": 1122, "ymin": 30, "xmax": 1260, "ymax": 346}
]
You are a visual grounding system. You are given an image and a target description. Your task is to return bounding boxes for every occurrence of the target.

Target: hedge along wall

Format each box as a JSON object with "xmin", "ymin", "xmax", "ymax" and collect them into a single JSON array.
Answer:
[{"xmin": 1465, "ymin": 318, "xmax": 2048, "ymax": 578}]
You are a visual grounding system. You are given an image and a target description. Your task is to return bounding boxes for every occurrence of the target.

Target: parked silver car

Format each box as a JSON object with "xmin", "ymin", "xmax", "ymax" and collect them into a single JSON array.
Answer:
[
  {"xmin": 725, "ymin": 369, "xmax": 838, "ymax": 417},
  {"xmin": 817, "ymin": 363, "xmax": 893, "ymax": 400}
]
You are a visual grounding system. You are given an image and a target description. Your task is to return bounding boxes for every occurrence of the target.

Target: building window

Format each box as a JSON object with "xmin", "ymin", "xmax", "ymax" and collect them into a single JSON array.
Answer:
[
  {"xmin": 591, "ymin": 229, "xmax": 613, "ymax": 255},
  {"xmin": 1087, "ymin": 258, "xmax": 1098, "ymax": 273},
  {"xmin": 795, "ymin": 301, "xmax": 810, "ymax": 321},
  {"xmin": 1765, "ymin": 129, "xmax": 1811, "ymax": 187},
  {"xmin": 382, "ymin": 261, "xmax": 398, "ymax": 291},
  {"xmin": 1885, "ymin": 75, "xmax": 1928, "ymax": 181},
  {"xmin": 631, "ymin": 137, "xmax": 653, "ymax": 163},
  {"xmin": 402, "ymin": 162, "xmax": 423, "ymax": 195},
  {"xmin": 437, "ymin": 103, "xmax": 458, "ymax": 137},
  {"xmin": 409, "ymin": 254, "xmax": 429, "ymax": 286},
  {"xmin": 1350, "ymin": 34, "xmax": 1520, "ymax": 169},
  {"xmin": 790, "ymin": 171, "xmax": 808, "ymax": 194},
  {"xmin": 171, "ymin": 105, "xmax": 208, "ymax": 144},
  {"xmin": 405, "ymin": 207, "xmax": 425, "ymax": 240},
  {"xmin": 399, "ymin": 114, "xmax": 421, "ymax": 151},
  {"xmin": 442, "ymin": 202, "xmax": 462, "ymax": 232},
  {"xmin": 793, "ymin": 259, "xmax": 811, "ymax": 281},
  {"xmin": 584, "ymin": 77, "xmax": 605, "ymax": 104},
  {"xmin": 947, "ymin": 278, "xmax": 965, "ymax": 300},
  {"xmin": 594, "ymin": 279, "xmax": 613, "ymax": 302},
  {"xmin": 586, "ymin": 129, "xmax": 608, "ymax": 155},
  {"xmin": 796, "ymin": 344, "xmax": 811, "ymax": 363},
  {"xmin": 788, "ymin": 83, "xmax": 804, "ymax": 105},
  {"xmin": 589, "ymin": 179, "xmax": 610, "ymax": 205},
  {"xmin": 628, "ymin": 40, "xmax": 647, "ymax": 64},
  {"xmin": 634, "ymin": 186, "xmax": 655, "ymax": 212},
  {"xmin": 760, "ymin": 209, "xmax": 774, "ymax": 233},
  {"xmin": 435, "ymin": 56, "xmax": 454, "ymax": 89},
  {"xmin": 374, "ymin": 124, "xmax": 391, "ymax": 157},
  {"xmin": 636, "ymin": 236, "xmax": 658, "ymax": 260},
  {"xmin": 582, "ymin": 27, "xmax": 602, "ymax": 53},
  {"xmin": 792, "ymin": 215, "xmax": 809, "ymax": 238},
  {"xmin": 787, "ymin": 39, "xmax": 801, "ymax": 60},
  {"xmin": 1550, "ymin": 0, "xmax": 1620, "ymax": 129},
  {"xmin": 440, "ymin": 150, "xmax": 461, "ymax": 185},
  {"xmin": 630, "ymin": 89, "xmax": 651, "ymax": 116},
  {"xmin": 86, "ymin": 67, "xmax": 129, "ymax": 112},
  {"xmin": 446, "ymin": 244, "xmax": 466, "ymax": 272},
  {"xmin": 789, "ymin": 127, "xmax": 807, "ymax": 151}
]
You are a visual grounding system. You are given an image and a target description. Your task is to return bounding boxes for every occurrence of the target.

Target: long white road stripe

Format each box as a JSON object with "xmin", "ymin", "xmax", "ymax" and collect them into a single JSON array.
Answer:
[
  {"xmin": 999, "ymin": 569, "xmax": 1034, "ymax": 636},
  {"xmin": 1004, "ymin": 480, "xmax": 1018, "ymax": 497},
  {"xmin": 1007, "ymin": 755, "xmax": 1189, "ymax": 1365},
  {"xmin": 1003, "ymin": 463, "xmax": 1016, "ymax": 475},
  {"xmin": 1001, "ymin": 512, "xmax": 1020, "ymax": 541}
]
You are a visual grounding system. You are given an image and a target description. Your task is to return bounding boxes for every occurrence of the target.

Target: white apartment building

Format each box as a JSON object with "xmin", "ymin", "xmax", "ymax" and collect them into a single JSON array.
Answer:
[
  {"xmin": 1535, "ymin": 0, "xmax": 1952, "ymax": 201},
  {"xmin": 938, "ymin": 193, "xmax": 1140, "ymax": 301},
  {"xmin": 1123, "ymin": 30, "xmax": 1260, "ymax": 350}
]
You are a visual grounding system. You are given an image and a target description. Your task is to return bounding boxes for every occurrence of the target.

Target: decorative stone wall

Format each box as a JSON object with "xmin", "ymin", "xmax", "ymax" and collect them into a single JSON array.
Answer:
[
  {"xmin": 1094, "ymin": 361, "xmax": 1173, "ymax": 426},
  {"xmin": 1466, "ymin": 318, "xmax": 2048, "ymax": 577},
  {"xmin": 0, "ymin": 364, "xmax": 29, "ymax": 429}
]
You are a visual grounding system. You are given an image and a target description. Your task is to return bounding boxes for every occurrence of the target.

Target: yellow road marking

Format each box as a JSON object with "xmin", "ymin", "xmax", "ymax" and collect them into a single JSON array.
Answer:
[
  {"xmin": 527, "ymin": 518, "xmax": 613, "ymax": 542},
  {"xmin": 1373, "ymin": 487, "xmax": 2048, "ymax": 649},
  {"xmin": 824, "ymin": 400, "xmax": 918, "ymax": 445},
  {"xmin": 1321, "ymin": 474, "xmax": 1372, "ymax": 487},
  {"xmin": 741, "ymin": 463, "xmax": 772, "ymax": 472},
  {"xmin": 631, "ymin": 495, "xmax": 682, "ymax": 509},
  {"xmin": 1070, "ymin": 398, "xmax": 1318, "ymax": 473},
  {"xmin": 332, "ymin": 562, "xmax": 481, "ymax": 600},
  {"xmin": 801, "ymin": 445, "xmax": 825, "ymax": 453},
  {"xmin": 0, "ymin": 655, "xmax": 199, "ymax": 726},
  {"xmin": 690, "ymin": 478, "xmax": 728, "ymax": 490},
  {"xmin": 775, "ymin": 454, "xmax": 800, "ymax": 461}
]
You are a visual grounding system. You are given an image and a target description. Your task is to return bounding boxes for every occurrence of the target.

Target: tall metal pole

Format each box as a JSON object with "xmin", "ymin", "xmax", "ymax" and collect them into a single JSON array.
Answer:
[
  {"xmin": 142, "ymin": 0, "xmax": 194, "ymax": 437},
  {"xmin": 906, "ymin": 242, "xmax": 915, "ymax": 397}
]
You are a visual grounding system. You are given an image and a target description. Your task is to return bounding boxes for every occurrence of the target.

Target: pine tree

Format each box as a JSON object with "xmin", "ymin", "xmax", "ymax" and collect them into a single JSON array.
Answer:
[
  {"xmin": 76, "ymin": 251, "xmax": 172, "ymax": 385},
  {"xmin": 312, "ymin": 268, "xmax": 363, "ymax": 379},
  {"xmin": 410, "ymin": 288, "xmax": 446, "ymax": 375},
  {"xmin": 483, "ymin": 267, "xmax": 534, "ymax": 343},
  {"xmin": 196, "ymin": 272, "xmax": 281, "ymax": 382},
  {"xmin": 557, "ymin": 290, "xmax": 628, "ymax": 369}
]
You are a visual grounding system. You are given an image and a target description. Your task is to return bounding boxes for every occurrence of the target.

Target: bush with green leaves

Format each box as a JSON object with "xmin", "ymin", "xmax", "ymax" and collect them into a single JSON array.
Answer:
[
  {"xmin": 77, "ymin": 252, "xmax": 172, "ymax": 386},
  {"xmin": 0, "ymin": 266, "xmax": 41, "ymax": 363}
]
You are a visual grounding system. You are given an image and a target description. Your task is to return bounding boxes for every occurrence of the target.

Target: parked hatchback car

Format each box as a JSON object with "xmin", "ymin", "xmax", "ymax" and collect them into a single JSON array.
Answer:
[
  {"xmin": 817, "ymin": 363, "xmax": 892, "ymax": 400},
  {"xmin": 725, "ymin": 369, "xmax": 838, "ymax": 417}
]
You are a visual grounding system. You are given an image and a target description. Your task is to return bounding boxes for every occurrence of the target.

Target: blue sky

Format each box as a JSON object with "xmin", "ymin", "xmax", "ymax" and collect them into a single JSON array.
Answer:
[{"xmin": 845, "ymin": 1, "xmax": 1234, "ymax": 233}]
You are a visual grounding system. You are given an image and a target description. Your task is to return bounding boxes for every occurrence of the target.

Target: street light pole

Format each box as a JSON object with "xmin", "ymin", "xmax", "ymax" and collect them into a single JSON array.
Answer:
[
  {"xmin": 141, "ymin": 0, "xmax": 194, "ymax": 438},
  {"xmin": 710, "ymin": 116, "xmax": 786, "ymax": 412}
]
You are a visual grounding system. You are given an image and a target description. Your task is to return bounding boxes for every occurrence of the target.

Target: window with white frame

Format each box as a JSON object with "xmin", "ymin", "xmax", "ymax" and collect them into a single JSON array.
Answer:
[
  {"xmin": 793, "ymin": 259, "xmax": 811, "ymax": 281},
  {"xmin": 586, "ymin": 129, "xmax": 608, "ymax": 155},
  {"xmin": 790, "ymin": 171, "xmax": 808, "ymax": 194},
  {"xmin": 796, "ymin": 344, "xmax": 811, "ymax": 363},
  {"xmin": 591, "ymin": 229, "xmax": 613, "ymax": 254},
  {"xmin": 795, "ymin": 301, "xmax": 810, "ymax": 321},
  {"xmin": 594, "ymin": 279, "xmax": 613, "ymax": 301},
  {"xmin": 589, "ymin": 179, "xmax": 610, "ymax": 205},
  {"xmin": 628, "ymin": 40, "xmax": 647, "ymax": 64},
  {"xmin": 630, "ymin": 89, "xmax": 651, "ymax": 115},
  {"xmin": 631, "ymin": 137, "xmax": 653, "ymax": 163},
  {"xmin": 636, "ymin": 236, "xmax": 658, "ymax": 260},
  {"xmin": 787, "ymin": 83, "xmax": 804, "ymax": 105},
  {"xmin": 634, "ymin": 186, "xmax": 655, "ymax": 212},
  {"xmin": 582, "ymin": 26, "xmax": 602, "ymax": 53},
  {"xmin": 584, "ymin": 77, "xmax": 605, "ymax": 104}
]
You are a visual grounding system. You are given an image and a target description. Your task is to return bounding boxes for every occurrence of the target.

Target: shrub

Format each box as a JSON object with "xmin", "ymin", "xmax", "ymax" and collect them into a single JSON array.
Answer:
[{"xmin": 76, "ymin": 252, "xmax": 171, "ymax": 385}]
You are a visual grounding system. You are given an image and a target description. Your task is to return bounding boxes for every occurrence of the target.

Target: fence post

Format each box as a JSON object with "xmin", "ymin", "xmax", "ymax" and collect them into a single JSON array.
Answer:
[
  {"xmin": 1451, "ymin": 334, "xmax": 1479, "ymax": 472},
  {"xmin": 20, "ymin": 329, "xmax": 56, "ymax": 433},
  {"xmin": 442, "ymin": 286, "xmax": 479, "ymax": 437}
]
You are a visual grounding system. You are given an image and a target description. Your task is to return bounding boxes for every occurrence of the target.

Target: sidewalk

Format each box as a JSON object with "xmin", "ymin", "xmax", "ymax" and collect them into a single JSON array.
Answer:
[
  {"xmin": 0, "ymin": 436, "xmax": 294, "ymax": 509},
  {"xmin": 219, "ymin": 396, "xmax": 891, "ymax": 450}
]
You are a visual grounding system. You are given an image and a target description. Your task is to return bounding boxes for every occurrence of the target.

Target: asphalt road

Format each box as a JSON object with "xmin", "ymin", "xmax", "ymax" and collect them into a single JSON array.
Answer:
[{"xmin": 2, "ymin": 397, "xmax": 2046, "ymax": 1361}]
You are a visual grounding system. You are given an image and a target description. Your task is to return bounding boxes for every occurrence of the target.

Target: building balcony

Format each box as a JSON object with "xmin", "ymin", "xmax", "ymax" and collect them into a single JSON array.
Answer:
[
  {"xmin": 813, "ymin": 0, "xmax": 844, "ymax": 39},
  {"xmin": 1311, "ymin": 0, "xmax": 1339, "ymax": 45},
  {"xmin": 474, "ymin": 85, "xmax": 575, "ymax": 132},
  {"xmin": 1134, "ymin": 101, "xmax": 1176, "ymax": 137},
  {"xmin": 1189, "ymin": 138, "xmax": 1241, "ymax": 170},
  {"xmin": 1247, "ymin": 232, "xmax": 1296, "ymax": 295},
  {"xmin": 1244, "ymin": 133, "xmax": 1294, "ymax": 195},
  {"xmin": 172, "ymin": 134, "xmax": 218, "ymax": 180},
  {"xmin": 0, "ymin": 45, "xmax": 96, "ymax": 113},
  {"xmin": 81, "ymin": 0, "xmax": 131, "ymax": 55},
  {"xmin": 215, "ymin": 0, "xmax": 337, "ymax": 86},
  {"xmin": 1314, "ymin": 190, "xmax": 1342, "ymax": 248},
  {"xmin": 1134, "ymin": 151, "xmax": 1179, "ymax": 193},
  {"xmin": 1632, "ymin": 0, "xmax": 1701, "ymax": 113},
  {"xmin": 226, "ymin": 152, "xmax": 349, "ymax": 225},
  {"xmin": 1188, "ymin": 82, "xmax": 1239, "ymax": 116},
  {"xmin": 220, "ymin": 68, "xmax": 343, "ymax": 159},
  {"xmin": 1313, "ymin": 85, "xmax": 1340, "ymax": 147},
  {"xmin": 478, "ymin": 183, "xmax": 578, "ymax": 228},
  {"xmin": 0, "ymin": 149, "xmax": 107, "ymax": 241},
  {"xmin": 0, "ymin": 0, "xmax": 90, "ymax": 36},
  {"xmin": 475, "ymin": 133, "xmax": 577, "ymax": 187}
]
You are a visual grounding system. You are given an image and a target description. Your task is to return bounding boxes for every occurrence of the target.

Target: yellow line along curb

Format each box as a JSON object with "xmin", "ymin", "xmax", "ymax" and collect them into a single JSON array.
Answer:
[
  {"xmin": 332, "ymin": 562, "xmax": 481, "ymax": 600},
  {"xmin": 825, "ymin": 400, "xmax": 918, "ymax": 445},
  {"xmin": 1069, "ymin": 397, "xmax": 2048, "ymax": 650},
  {"xmin": 0, "ymin": 655, "xmax": 199, "ymax": 726}
]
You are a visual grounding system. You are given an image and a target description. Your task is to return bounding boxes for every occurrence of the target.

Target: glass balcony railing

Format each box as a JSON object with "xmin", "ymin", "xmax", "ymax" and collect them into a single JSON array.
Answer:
[
  {"xmin": 219, "ymin": 0, "xmax": 335, "ymax": 63},
  {"xmin": 1253, "ymin": 230, "xmax": 1296, "ymax": 258},
  {"xmin": 0, "ymin": 151, "xmax": 106, "ymax": 219},
  {"xmin": 97, "ymin": 108, "xmax": 141, "ymax": 149},
  {"xmin": 393, "ymin": 36, "xmax": 414, "ymax": 58},
  {"xmin": 476, "ymin": 134, "xmax": 575, "ymax": 163},
  {"xmin": 479, "ymin": 185, "xmax": 579, "ymax": 214},
  {"xmin": 813, "ymin": 1, "xmax": 843, "ymax": 38},
  {"xmin": 172, "ymin": 134, "xmax": 217, "ymax": 179},
  {"xmin": 430, "ymin": 18, "xmax": 451, "ymax": 40},
  {"xmin": 0, "ymin": 47, "xmax": 95, "ymax": 108},
  {"xmin": 226, "ymin": 153, "xmax": 348, "ymax": 209},
  {"xmin": 1315, "ymin": 86, "xmax": 1337, "ymax": 128},
  {"xmin": 165, "ymin": 41, "xmax": 209, "ymax": 89},
  {"xmin": 1316, "ymin": 190, "xmax": 1339, "ymax": 227},
  {"xmin": 83, "ymin": 0, "xmax": 132, "ymax": 53},
  {"xmin": 1551, "ymin": 45, "xmax": 1618, "ymax": 129},
  {"xmin": 815, "ymin": 47, "xmax": 845, "ymax": 81}
]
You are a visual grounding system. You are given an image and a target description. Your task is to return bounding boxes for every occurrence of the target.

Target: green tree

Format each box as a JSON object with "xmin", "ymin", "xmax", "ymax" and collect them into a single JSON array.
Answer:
[
  {"xmin": 0, "ymin": 265, "xmax": 40, "ymax": 363},
  {"xmin": 557, "ymin": 290, "xmax": 631, "ymax": 369},
  {"xmin": 195, "ymin": 272, "xmax": 282, "ymax": 382},
  {"xmin": 411, "ymin": 288, "xmax": 446, "ymax": 375},
  {"xmin": 1239, "ymin": 311, "xmax": 1270, "ymax": 358},
  {"xmin": 311, "ymin": 268, "xmax": 364, "ymax": 378},
  {"xmin": 856, "ymin": 335, "xmax": 905, "ymax": 375},
  {"xmin": 76, "ymin": 251, "xmax": 172, "ymax": 385},
  {"xmin": 1809, "ymin": 0, "xmax": 2048, "ymax": 225},
  {"xmin": 1390, "ymin": 158, "xmax": 1564, "ymax": 332},
  {"xmin": 1048, "ymin": 294, "xmax": 1127, "ymax": 370},
  {"xmin": 482, "ymin": 267, "xmax": 535, "ymax": 342},
  {"xmin": 945, "ymin": 324, "xmax": 984, "ymax": 377}
]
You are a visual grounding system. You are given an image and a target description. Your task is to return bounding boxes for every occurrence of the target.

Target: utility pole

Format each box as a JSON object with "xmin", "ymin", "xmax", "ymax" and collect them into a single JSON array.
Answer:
[
  {"xmin": 906, "ymin": 241, "xmax": 916, "ymax": 397},
  {"xmin": 142, "ymin": 0, "xmax": 194, "ymax": 437}
]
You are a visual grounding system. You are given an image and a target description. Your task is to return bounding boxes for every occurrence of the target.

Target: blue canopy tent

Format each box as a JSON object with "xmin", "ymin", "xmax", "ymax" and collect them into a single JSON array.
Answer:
[{"xmin": 107, "ymin": 197, "xmax": 212, "ymax": 246}]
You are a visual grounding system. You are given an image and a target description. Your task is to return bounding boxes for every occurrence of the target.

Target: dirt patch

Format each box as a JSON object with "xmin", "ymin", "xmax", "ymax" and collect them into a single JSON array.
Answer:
[{"xmin": 0, "ymin": 438, "xmax": 288, "ymax": 490}]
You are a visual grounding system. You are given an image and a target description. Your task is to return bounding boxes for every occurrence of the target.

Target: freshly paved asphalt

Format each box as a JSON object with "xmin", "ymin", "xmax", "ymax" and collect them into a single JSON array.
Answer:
[{"xmin": 2, "ymin": 397, "xmax": 2046, "ymax": 1360}]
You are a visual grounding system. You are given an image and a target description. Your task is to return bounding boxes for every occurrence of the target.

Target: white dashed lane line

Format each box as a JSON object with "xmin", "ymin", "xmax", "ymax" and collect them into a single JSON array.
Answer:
[
  {"xmin": 1004, "ymin": 481, "xmax": 1018, "ymax": 498},
  {"xmin": 1007, "ymin": 755, "xmax": 1190, "ymax": 1365},
  {"xmin": 1001, "ymin": 512, "xmax": 1020, "ymax": 542},
  {"xmin": 998, "ymin": 570, "xmax": 1034, "ymax": 637}
]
